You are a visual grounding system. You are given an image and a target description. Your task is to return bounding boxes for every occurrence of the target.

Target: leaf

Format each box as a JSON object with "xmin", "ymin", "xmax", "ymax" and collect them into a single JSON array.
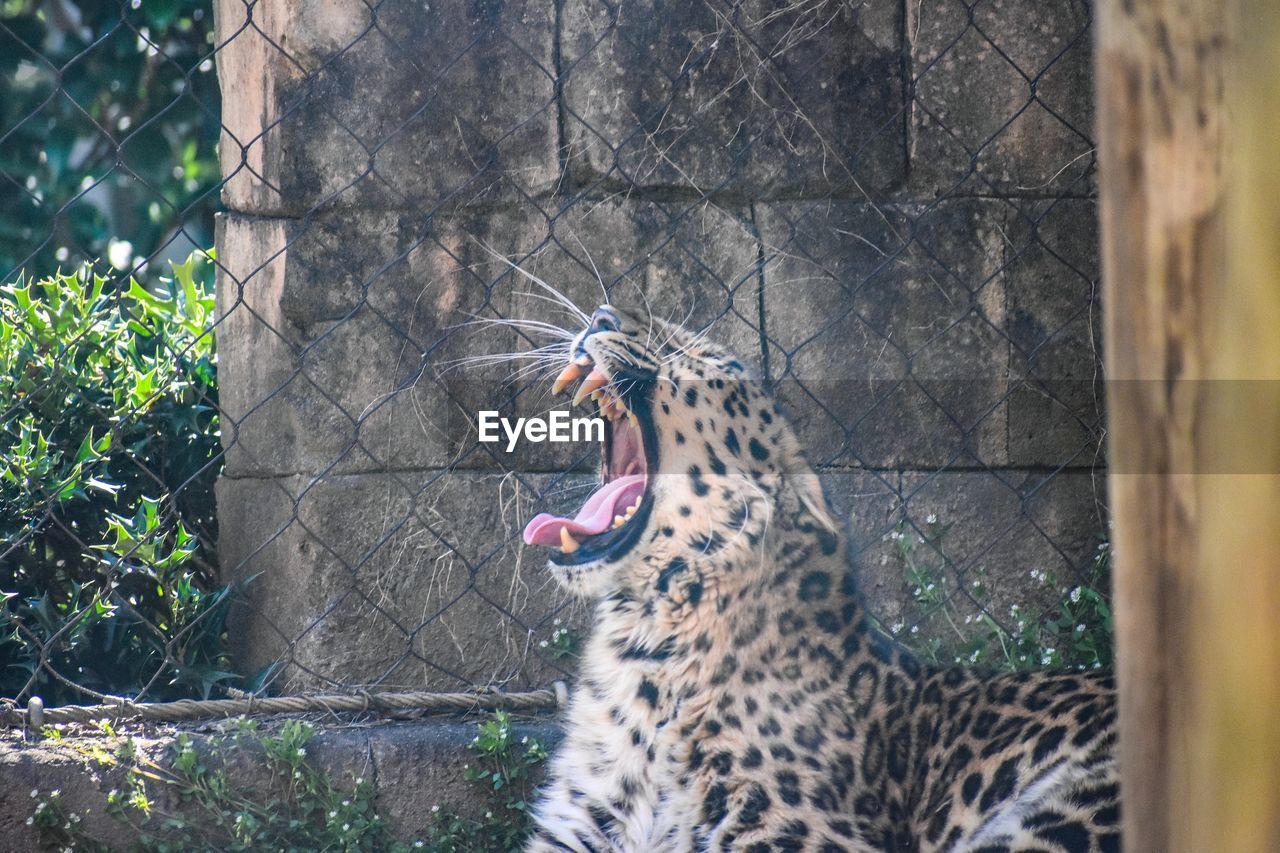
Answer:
[{"xmin": 86, "ymin": 477, "xmax": 122, "ymax": 495}]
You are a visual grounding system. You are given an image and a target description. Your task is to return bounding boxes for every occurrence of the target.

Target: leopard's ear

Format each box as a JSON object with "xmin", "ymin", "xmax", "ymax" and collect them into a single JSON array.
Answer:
[{"xmin": 794, "ymin": 473, "xmax": 838, "ymax": 535}]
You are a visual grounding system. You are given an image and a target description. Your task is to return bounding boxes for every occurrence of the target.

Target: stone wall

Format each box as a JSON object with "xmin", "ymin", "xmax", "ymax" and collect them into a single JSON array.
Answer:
[{"xmin": 213, "ymin": 0, "xmax": 1102, "ymax": 692}]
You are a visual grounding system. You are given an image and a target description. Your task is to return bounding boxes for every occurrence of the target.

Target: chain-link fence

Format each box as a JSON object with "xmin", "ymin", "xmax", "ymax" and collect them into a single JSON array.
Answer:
[{"xmin": 1, "ymin": 0, "xmax": 1106, "ymax": 709}]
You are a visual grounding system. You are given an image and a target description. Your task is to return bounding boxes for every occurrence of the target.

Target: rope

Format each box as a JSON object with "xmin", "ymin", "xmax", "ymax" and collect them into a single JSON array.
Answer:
[{"xmin": 6, "ymin": 685, "xmax": 565, "ymax": 729}]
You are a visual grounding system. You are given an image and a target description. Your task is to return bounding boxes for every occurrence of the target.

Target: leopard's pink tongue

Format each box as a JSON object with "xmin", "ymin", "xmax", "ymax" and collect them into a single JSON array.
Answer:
[{"xmin": 523, "ymin": 474, "xmax": 645, "ymax": 547}]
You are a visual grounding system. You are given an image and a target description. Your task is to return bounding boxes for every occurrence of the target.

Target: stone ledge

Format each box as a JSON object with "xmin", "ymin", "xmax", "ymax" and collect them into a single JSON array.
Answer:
[{"xmin": 0, "ymin": 716, "xmax": 562, "ymax": 850}]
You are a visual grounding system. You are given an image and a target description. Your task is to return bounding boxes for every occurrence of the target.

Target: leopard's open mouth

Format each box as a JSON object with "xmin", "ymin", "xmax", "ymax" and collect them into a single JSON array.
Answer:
[{"xmin": 522, "ymin": 360, "xmax": 655, "ymax": 565}]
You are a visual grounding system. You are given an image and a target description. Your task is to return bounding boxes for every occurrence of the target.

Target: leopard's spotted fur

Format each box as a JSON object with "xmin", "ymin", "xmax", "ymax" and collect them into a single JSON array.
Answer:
[{"xmin": 523, "ymin": 307, "xmax": 1119, "ymax": 852}]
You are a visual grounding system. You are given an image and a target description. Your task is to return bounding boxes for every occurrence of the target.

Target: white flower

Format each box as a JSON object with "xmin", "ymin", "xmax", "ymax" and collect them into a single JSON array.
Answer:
[
  {"xmin": 297, "ymin": 748, "xmax": 306, "ymax": 757},
  {"xmin": 890, "ymin": 622, "xmax": 904, "ymax": 635},
  {"xmin": 926, "ymin": 513, "xmax": 937, "ymax": 524},
  {"xmin": 431, "ymin": 804, "xmax": 440, "ymax": 813},
  {"xmin": 910, "ymin": 625, "xmax": 920, "ymax": 635},
  {"xmin": 1075, "ymin": 624, "xmax": 1086, "ymax": 633},
  {"xmin": 342, "ymin": 823, "xmax": 350, "ymax": 832},
  {"xmin": 539, "ymin": 640, "xmax": 549, "ymax": 648},
  {"xmin": 25, "ymin": 818, "xmax": 33, "ymax": 826},
  {"xmin": 30, "ymin": 789, "xmax": 38, "ymax": 799},
  {"xmin": 329, "ymin": 811, "xmax": 338, "ymax": 819},
  {"xmin": 1069, "ymin": 586, "xmax": 1082, "ymax": 603},
  {"xmin": 552, "ymin": 618, "xmax": 562, "ymax": 626}
]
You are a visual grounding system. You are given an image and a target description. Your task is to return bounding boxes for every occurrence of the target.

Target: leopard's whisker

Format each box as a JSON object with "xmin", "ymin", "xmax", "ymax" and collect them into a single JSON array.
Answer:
[
  {"xmin": 455, "ymin": 314, "xmax": 577, "ymax": 339},
  {"xmin": 515, "ymin": 291, "xmax": 593, "ymax": 325},
  {"xmin": 567, "ymin": 230, "xmax": 610, "ymax": 305},
  {"xmin": 476, "ymin": 240, "xmax": 591, "ymax": 324}
]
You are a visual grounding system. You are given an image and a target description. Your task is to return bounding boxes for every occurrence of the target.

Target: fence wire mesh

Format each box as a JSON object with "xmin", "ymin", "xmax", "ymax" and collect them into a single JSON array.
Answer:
[{"xmin": 1, "ymin": 0, "xmax": 1107, "ymax": 708}]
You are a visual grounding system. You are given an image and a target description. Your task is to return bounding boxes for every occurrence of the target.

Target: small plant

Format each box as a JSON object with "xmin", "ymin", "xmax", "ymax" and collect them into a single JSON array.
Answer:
[
  {"xmin": 428, "ymin": 710, "xmax": 550, "ymax": 852},
  {"xmin": 27, "ymin": 788, "xmax": 86, "ymax": 849},
  {"xmin": 32, "ymin": 711, "xmax": 550, "ymax": 852},
  {"xmin": 888, "ymin": 516, "xmax": 1113, "ymax": 672},
  {"xmin": 539, "ymin": 618, "xmax": 576, "ymax": 661}
]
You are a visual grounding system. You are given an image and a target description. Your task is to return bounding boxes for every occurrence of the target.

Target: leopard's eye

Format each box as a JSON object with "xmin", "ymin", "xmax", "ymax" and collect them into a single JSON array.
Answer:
[{"xmin": 590, "ymin": 307, "xmax": 620, "ymax": 333}]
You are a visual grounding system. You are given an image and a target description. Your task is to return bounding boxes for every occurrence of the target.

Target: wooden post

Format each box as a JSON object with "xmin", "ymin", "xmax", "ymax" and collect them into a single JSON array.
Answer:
[
  {"xmin": 1097, "ymin": 1, "xmax": 1280, "ymax": 850},
  {"xmin": 1189, "ymin": 1, "xmax": 1280, "ymax": 847}
]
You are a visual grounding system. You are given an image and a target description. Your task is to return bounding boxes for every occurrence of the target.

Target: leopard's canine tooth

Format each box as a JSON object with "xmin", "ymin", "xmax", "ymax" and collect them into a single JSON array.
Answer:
[
  {"xmin": 552, "ymin": 363, "xmax": 582, "ymax": 395},
  {"xmin": 559, "ymin": 527, "xmax": 580, "ymax": 553},
  {"xmin": 573, "ymin": 367, "xmax": 610, "ymax": 406}
]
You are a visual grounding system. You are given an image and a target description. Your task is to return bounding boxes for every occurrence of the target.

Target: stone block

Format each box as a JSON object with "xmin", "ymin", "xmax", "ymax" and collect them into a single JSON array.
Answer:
[
  {"xmin": 369, "ymin": 720, "xmax": 562, "ymax": 829},
  {"xmin": 215, "ymin": 207, "xmax": 579, "ymax": 479},
  {"xmin": 216, "ymin": 211, "xmax": 525, "ymax": 478},
  {"xmin": 1001, "ymin": 199, "xmax": 1105, "ymax": 466},
  {"xmin": 217, "ymin": 471, "xmax": 590, "ymax": 693},
  {"xmin": 0, "ymin": 730, "xmax": 184, "ymax": 850},
  {"xmin": 895, "ymin": 469, "xmax": 1105, "ymax": 643},
  {"xmin": 214, "ymin": 0, "xmax": 559, "ymax": 215},
  {"xmin": 561, "ymin": 0, "xmax": 905, "ymax": 197},
  {"xmin": 757, "ymin": 200, "xmax": 1012, "ymax": 469},
  {"xmin": 908, "ymin": 0, "xmax": 1095, "ymax": 197},
  {"xmin": 821, "ymin": 469, "xmax": 906, "ymax": 628}
]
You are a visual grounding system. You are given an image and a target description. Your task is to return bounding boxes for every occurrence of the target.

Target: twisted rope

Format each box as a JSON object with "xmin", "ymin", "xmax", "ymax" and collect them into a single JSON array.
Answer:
[{"xmin": 6, "ymin": 686, "xmax": 564, "ymax": 729}]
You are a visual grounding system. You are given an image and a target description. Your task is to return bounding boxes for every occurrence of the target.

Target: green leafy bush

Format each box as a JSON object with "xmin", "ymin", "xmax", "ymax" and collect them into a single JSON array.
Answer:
[
  {"xmin": 0, "ymin": 0, "xmax": 220, "ymax": 280},
  {"xmin": 0, "ymin": 254, "xmax": 230, "ymax": 703}
]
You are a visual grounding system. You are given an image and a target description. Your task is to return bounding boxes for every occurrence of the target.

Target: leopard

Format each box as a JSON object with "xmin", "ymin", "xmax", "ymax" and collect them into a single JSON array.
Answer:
[{"xmin": 515, "ymin": 302, "xmax": 1119, "ymax": 852}]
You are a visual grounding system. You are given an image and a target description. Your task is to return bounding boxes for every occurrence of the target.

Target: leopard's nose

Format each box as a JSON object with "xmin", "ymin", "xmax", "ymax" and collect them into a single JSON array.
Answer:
[{"xmin": 589, "ymin": 306, "xmax": 620, "ymax": 333}]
